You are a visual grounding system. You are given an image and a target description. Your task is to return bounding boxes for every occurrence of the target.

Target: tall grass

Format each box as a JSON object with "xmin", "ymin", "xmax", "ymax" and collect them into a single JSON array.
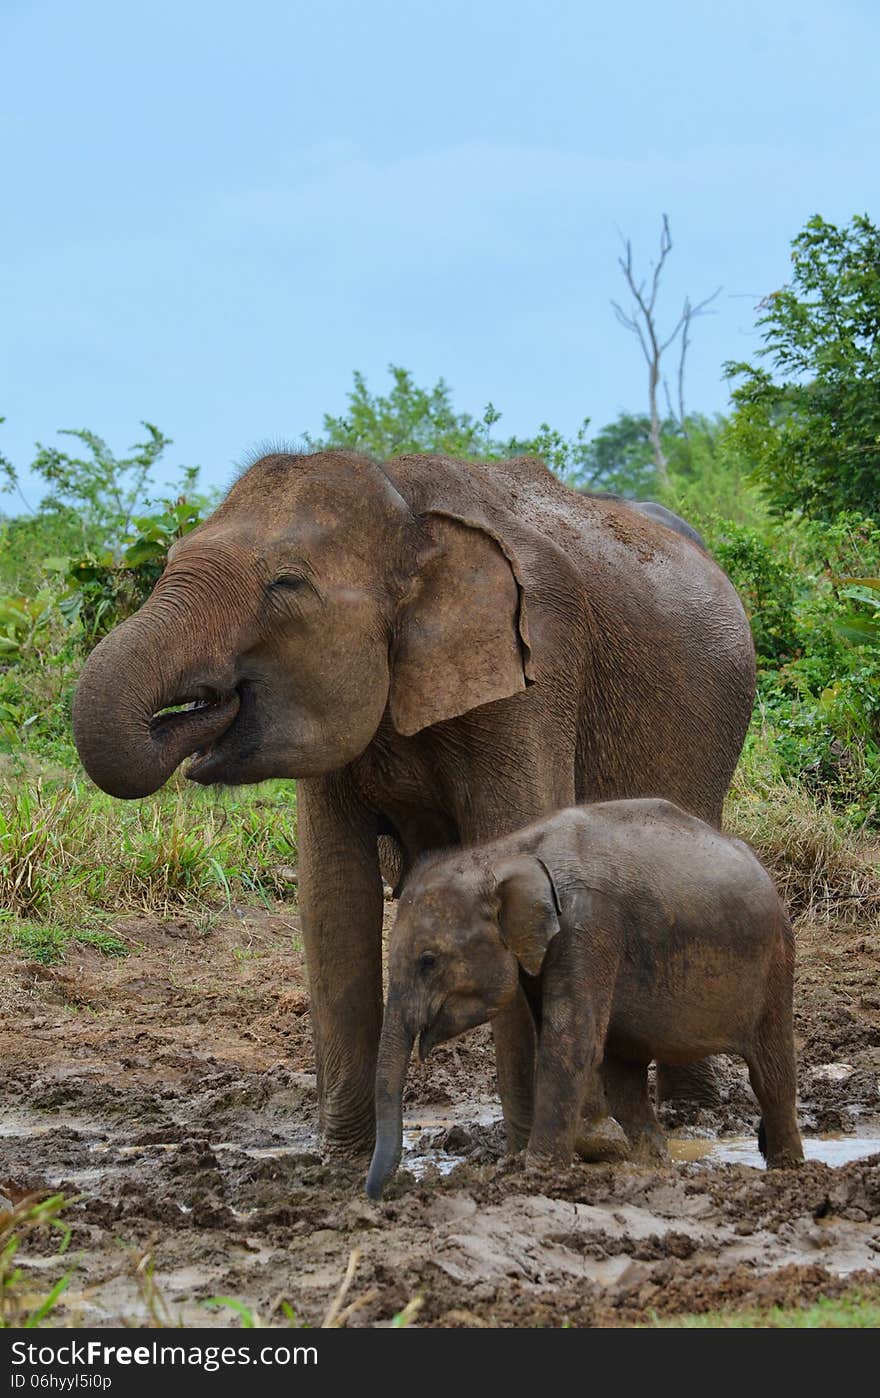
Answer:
[
  {"xmin": 0, "ymin": 773, "xmax": 298, "ymax": 926},
  {"xmin": 726, "ymin": 721, "xmax": 880, "ymax": 925},
  {"xmin": 4, "ymin": 714, "xmax": 879, "ymax": 953}
]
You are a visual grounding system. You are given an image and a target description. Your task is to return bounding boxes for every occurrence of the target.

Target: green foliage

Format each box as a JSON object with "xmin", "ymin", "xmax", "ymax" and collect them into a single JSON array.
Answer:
[
  {"xmin": 0, "ymin": 773, "xmax": 299, "ymax": 927},
  {"xmin": 316, "ymin": 365, "xmax": 504, "ymax": 459},
  {"xmin": 659, "ymin": 416, "xmax": 769, "ymax": 528},
  {"xmin": 0, "ymin": 499, "xmax": 206, "ymax": 759},
  {"xmin": 61, "ymin": 497, "xmax": 205, "ymax": 648},
  {"xmin": 1, "ymin": 422, "xmax": 201, "ymax": 550},
  {"xmin": 711, "ymin": 522, "xmax": 799, "ymax": 665},
  {"xmin": 0, "ymin": 507, "xmax": 88, "ymax": 593},
  {"xmin": 726, "ymin": 214, "xmax": 880, "ymax": 519},
  {"xmin": 727, "ymin": 510, "xmax": 880, "ymax": 823},
  {"xmin": 0, "ymin": 591, "xmax": 56, "ymax": 664},
  {"xmin": 315, "ymin": 364, "xmax": 594, "ymax": 485},
  {"xmin": 575, "ymin": 412, "xmax": 660, "ymax": 496},
  {"xmin": 836, "ymin": 579, "xmax": 880, "ymax": 645}
]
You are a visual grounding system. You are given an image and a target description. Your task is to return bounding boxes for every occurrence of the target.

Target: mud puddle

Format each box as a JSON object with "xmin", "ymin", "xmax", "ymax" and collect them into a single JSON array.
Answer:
[
  {"xmin": 2, "ymin": 903, "xmax": 880, "ymax": 1325},
  {"xmin": 402, "ymin": 1103, "xmax": 501, "ymax": 1178},
  {"xmin": 669, "ymin": 1130, "xmax": 880, "ymax": 1170}
]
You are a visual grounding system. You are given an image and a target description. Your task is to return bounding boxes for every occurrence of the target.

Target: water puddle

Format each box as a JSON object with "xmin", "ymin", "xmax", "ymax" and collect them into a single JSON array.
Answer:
[
  {"xmin": 4, "ymin": 1101, "xmax": 878, "ymax": 1192},
  {"xmin": 398, "ymin": 1109, "xmax": 880, "ymax": 1177},
  {"xmin": 401, "ymin": 1105, "xmax": 499, "ymax": 1179},
  {"xmin": 669, "ymin": 1132, "xmax": 880, "ymax": 1169},
  {"xmin": 0, "ymin": 1114, "xmax": 101, "ymax": 1140},
  {"xmin": 51, "ymin": 1127, "xmax": 876, "ymax": 1185}
]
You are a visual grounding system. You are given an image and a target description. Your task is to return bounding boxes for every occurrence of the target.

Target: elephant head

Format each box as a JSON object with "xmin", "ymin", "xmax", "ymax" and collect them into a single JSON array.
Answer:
[
  {"xmin": 365, "ymin": 853, "xmax": 560, "ymax": 1199},
  {"xmin": 72, "ymin": 451, "xmax": 533, "ymax": 798}
]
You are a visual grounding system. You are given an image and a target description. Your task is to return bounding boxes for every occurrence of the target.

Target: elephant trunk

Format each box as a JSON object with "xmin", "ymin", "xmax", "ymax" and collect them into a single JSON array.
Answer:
[
  {"xmin": 365, "ymin": 999, "xmax": 415, "ymax": 1200},
  {"xmin": 72, "ymin": 607, "xmax": 239, "ymax": 800}
]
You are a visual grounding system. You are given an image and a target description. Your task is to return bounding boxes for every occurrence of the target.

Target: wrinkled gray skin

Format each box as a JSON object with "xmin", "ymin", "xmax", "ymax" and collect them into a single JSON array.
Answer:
[
  {"xmin": 367, "ymin": 799, "xmax": 804, "ymax": 1199},
  {"xmin": 73, "ymin": 450, "xmax": 754, "ymax": 1156},
  {"xmin": 582, "ymin": 492, "xmax": 708, "ymax": 553},
  {"xmin": 630, "ymin": 501, "xmax": 707, "ymax": 551},
  {"xmin": 376, "ymin": 494, "xmax": 705, "ymax": 898}
]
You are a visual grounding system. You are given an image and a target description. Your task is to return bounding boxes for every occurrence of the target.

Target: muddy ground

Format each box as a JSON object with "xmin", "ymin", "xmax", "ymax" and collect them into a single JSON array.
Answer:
[{"xmin": 1, "ymin": 900, "xmax": 879, "ymax": 1328}]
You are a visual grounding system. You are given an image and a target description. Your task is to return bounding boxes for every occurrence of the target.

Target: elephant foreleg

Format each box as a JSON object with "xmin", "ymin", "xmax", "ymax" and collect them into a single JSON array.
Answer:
[
  {"xmin": 297, "ymin": 774, "xmax": 384, "ymax": 1156},
  {"xmin": 491, "ymin": 992, "xmax": 537, "ymax": 1152},
  {"xmin": 459, "ymin": 746, "xmax": 577, "ymax": 1153}
]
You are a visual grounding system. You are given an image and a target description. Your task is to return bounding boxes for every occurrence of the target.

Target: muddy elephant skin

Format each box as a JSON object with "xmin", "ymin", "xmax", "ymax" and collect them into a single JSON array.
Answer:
[
  {"xmin": 72, "ymin": 450, "xmax": 755, "ymax": 1154},
  {"xmin": 367, "ymin": 799, "xmax": 804, "ymax": 1198}
]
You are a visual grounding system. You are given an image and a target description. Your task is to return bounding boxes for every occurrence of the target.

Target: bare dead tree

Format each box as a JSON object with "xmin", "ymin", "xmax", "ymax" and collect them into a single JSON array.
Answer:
[
  {"xmin": 612, "ymin": 215, "xmax": 721, "ymax": 479},
  {"xmin": 676, "ymin": 289, "xmax": 722, "ymax": 440}
]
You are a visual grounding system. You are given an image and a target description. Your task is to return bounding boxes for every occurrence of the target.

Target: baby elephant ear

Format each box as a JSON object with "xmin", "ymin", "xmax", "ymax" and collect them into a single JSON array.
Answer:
[
  {"xmin": 389, "ymin": 510, "xmax": 532, "ymax": 738},
  {"xmin": 495, "ymin": 856, "xmax": 560, "ymax": 978}
]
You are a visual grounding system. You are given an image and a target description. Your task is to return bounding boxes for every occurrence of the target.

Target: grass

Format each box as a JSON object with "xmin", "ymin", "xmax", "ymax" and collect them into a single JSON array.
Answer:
[
  {"xmin": 0, "ymin": 917, "xmax": 129, "ymax": 965},
  {"xmin": 725, "ymin": 721, "xmax": 880, "ymax": 927},
  {"xmin": 0, "ymin": 770, "xmax": 298, "ymax": 938},
  {"xmin": 652, "ymin": 1290, "xmax": 880, "ymax": 1328},
  {"xmin": 0, "ymin": 1193, "xmax": 73, "ymax": 1329},
  {"xmin": 4, "ymin": 713, "xmax": 880, "ymax": 969}
]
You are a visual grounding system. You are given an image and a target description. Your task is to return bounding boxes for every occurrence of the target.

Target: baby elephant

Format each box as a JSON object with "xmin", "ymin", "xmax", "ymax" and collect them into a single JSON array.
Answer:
[{"xmin": 366, "ymin": 798, "xmax": 804, "ymax": 1199}]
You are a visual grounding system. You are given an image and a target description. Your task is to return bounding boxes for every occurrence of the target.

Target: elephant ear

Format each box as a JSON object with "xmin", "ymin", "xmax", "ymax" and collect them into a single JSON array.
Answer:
[
  {"xmin": 389, "ymin": 510, "xmax": 533, "ymax": 737},
  {"xmin": 495, "ymin": 856, "xmax": 561, "ymax": 978}
]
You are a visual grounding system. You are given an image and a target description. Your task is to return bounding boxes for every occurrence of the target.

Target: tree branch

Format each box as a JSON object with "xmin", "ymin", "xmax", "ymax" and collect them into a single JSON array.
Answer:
[{"xmin": 611, "ymin": 216, "xmax": 720, "ymax": 478}]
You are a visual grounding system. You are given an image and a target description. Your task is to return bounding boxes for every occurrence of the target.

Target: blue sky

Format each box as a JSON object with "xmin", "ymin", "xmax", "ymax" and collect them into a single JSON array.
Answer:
[{"xmin": 2, "ymin": 0, "xmax": 878, "ymax": 505}]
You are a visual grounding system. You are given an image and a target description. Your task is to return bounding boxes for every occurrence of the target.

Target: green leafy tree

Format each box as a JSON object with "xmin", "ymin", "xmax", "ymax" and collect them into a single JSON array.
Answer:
[
  {"xmin": 710, "ymin": 522, "xmax": 800, "ymax": 666},
  {"xmin": 314, "ymin": 364, "xmax": 594, "ymax": 486},
  {"xmin": 575, "ymin": 413, "xmax": 661, "ymax": 496},
  {"xmin": 726, "ymin": 214, "xmax": 880, "ymax": 519},
  {"xmin": 1, "ymin": 422, "xmax": 213, "ymax": 654},
  {"xmin": 659, "ymin": 415, "xmax": 768, "ymax": 528},
  {"xmin": 1, "ymin": 422, "xmax": 208, "ymax": 553},
  {"xmin": 315, "ymin": 365, "xmax": 504, "ymax": 459}
]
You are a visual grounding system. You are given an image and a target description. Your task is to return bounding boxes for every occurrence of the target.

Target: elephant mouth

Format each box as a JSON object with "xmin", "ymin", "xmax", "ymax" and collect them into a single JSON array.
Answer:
[{"xmin": 149, "ymin": 689, "xmax": 241, "ymax": 779}]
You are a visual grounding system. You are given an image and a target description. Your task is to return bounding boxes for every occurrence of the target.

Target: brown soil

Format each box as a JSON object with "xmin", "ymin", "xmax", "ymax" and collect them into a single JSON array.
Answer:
[{"xmin": 1, "ymin": 902, "xmax": 879, "ymax": 1328}]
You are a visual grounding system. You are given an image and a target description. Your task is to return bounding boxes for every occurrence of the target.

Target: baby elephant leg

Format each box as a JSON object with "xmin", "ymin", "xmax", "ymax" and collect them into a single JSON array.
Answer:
[
  {"xmin": 746, "ymin": 998, "xmax": 804, "ymax": 1169},
  {"xmin": 602, "ymin": 1057, "xmax": 668, "ymax": 1163}
]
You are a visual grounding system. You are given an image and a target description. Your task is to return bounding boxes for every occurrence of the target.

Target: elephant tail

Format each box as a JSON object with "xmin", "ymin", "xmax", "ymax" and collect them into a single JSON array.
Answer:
[{"xmin": 757, "ymin": 1118, "xmax": 767, "ymax": 1160}]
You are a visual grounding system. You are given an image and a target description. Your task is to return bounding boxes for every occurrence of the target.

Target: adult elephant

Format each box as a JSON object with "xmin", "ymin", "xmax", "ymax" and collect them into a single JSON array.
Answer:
[{"xmin": 72, "ymin": 450, "xmax": 755, "ymax": 1154}]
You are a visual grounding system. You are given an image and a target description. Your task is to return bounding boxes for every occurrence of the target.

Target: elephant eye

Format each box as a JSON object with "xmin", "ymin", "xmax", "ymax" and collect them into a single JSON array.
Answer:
[
  {"xmin": 270, "ymin": 573, "xmax": 308, "ymax": 593},
  {"xmin": 418, "ymin": 951, "xmax": 437, "ymax": 973}
]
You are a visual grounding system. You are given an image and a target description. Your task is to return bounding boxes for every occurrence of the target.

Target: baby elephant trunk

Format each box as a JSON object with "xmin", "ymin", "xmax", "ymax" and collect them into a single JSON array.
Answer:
[{"xmin": 366, "ymin": 1001, "xmax": 414, "ymax": 1200}]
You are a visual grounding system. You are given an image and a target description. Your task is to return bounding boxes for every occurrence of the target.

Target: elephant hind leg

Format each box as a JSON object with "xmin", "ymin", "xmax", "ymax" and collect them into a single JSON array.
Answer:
[
  {"xmin": 602, "ymin": 1056, "xmax": 668, "ymax": 1163},
  {"xmin": 656, "ymin": 1057, "xmax": 720, "ymax": 1109},
  {"xmin": 746, "ymin": 999, "xmax": 804, "ymax": 1170}
]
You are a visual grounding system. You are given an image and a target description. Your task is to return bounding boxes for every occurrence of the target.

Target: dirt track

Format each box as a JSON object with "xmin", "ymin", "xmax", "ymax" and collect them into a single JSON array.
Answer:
[{"xmin": 1, "ymin": 900, "xmax": 879, "ymax": 1327}]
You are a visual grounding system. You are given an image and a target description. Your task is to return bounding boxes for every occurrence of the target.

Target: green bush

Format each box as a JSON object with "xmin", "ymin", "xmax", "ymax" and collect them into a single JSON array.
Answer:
[
  {"xmin": 61, "ymin": 497, "xmax": 205, "ymax": 649},
  {"xmin": 710, "ymin": 522, "xmax": 799, "ymax": 666}
]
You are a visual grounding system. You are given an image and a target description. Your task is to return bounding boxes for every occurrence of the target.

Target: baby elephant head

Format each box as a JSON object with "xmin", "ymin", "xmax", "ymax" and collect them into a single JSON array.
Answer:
[{"xmin": 365, "ymin": 852, "xmax": 560, "ymax": 1199}]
